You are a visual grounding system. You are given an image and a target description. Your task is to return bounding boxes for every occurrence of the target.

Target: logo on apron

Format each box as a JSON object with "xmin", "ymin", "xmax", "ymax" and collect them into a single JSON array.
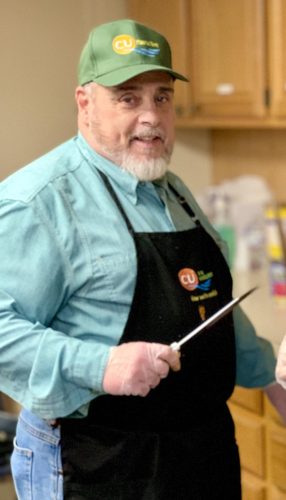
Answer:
[
  {"xmin": 178, "ymin": 267, "xmax": 218, "ymax": 301},
  {"xmin": 178, "ymin": 268, "xmax": 199, "ymax": 291}
]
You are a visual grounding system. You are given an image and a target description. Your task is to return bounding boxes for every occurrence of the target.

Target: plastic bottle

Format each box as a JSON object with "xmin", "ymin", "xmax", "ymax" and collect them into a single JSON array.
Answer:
[{"xmin": 212, "ymin": 194, "xmax": 236, "ymax": 269}]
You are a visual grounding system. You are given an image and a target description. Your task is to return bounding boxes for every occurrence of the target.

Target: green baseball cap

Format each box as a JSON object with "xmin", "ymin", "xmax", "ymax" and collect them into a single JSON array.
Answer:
[{"xmin": 78, "ymin": 19, "xmax": 189, "ymax": 86}]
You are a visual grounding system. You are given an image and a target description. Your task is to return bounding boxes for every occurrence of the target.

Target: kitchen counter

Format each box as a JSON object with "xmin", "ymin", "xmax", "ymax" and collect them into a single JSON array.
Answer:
[{"xmin": 232, "ymin": 268, "xmax": 286, "ymax": 354}]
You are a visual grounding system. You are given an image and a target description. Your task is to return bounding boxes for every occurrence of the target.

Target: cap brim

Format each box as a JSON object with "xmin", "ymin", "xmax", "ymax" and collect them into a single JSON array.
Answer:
[{"xmin": 89, "ymin": 64, "xmax": 189, "ymax": 87}]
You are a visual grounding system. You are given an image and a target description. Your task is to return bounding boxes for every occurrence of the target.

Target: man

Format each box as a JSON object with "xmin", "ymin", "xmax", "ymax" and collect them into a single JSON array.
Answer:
[{"xmin": 1, "ymin": 19, "xmax": 286, "ymax": 499}]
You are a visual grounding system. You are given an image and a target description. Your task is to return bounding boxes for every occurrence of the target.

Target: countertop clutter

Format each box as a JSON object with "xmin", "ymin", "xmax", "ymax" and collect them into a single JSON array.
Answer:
[{"xmin": 233, "ymin": 268, "xmax": 286, "ymax": 355}]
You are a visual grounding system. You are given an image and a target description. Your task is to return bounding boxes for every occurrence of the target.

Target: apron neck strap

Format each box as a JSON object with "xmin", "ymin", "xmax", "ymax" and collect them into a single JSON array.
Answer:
[
  {"xmin": 97, "ymin": 168, "xmax": 200, "ymax": 231},
  {"xmin": 97, "ymin": 169, "xmax": 135, "ymax": 234},
  {"xmin": 167, "ymin": 183, "xmax": 201, "ymax": 226}
]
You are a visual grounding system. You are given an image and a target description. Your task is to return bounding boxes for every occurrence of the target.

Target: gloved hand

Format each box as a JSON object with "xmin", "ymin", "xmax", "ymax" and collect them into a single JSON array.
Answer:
[
  {"xmin": 264, "ymin": 381, "xmax": 286, "ymax": 425},
  {"xmin": 102, "ymin": 341, "xmax": 181, "ymax": 397},
  {"xmin": 276, "ymin": 334, "xmax": 286, "ymax": 390}
]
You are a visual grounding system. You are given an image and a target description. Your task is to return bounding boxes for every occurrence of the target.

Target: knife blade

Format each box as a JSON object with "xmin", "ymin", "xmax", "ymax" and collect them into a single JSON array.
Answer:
[{"xmin": 170, "ymin": 286, "xmax": 258, "ymax": 351}]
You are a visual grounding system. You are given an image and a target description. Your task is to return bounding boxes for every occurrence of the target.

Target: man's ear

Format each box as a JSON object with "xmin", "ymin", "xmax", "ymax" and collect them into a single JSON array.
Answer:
[{"xmin": 75, "ymin": 86, "xmax": 91, "ymax": 124}]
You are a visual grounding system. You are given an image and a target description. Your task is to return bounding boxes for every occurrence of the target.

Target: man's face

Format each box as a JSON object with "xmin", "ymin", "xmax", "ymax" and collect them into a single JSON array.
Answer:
[{"xmin": 77, "ymin": 71, "xmax": 175, "ymax": 181}]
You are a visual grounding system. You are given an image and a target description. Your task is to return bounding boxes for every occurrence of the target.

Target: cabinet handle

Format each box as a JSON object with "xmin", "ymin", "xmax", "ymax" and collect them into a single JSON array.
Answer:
[
  {"xmin": 176, "ymin": 104, "xmax": 202, "ymax": 116},
  {"xmin": 189, "ymin": 104, "xmax": 201, "ymax": 114},
  {"xmin": 216, "ymin": 83, "xmax": 235, "ymax": 95},
  {"xmin": 175, "ymin": 105, "xmax": 184, "ymax": 116}
]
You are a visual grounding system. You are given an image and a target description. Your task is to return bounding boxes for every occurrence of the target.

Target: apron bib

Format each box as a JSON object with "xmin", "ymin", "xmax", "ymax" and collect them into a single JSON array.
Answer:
[{"xmin": 61, "ymin": 174, "xmax": 240, "ymax": 499}]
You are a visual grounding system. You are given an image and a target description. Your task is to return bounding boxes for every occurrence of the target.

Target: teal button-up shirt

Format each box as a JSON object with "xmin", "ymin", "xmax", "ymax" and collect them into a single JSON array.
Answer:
[{"xmin": 0, "ymin": 134, "xmax": 276, "ymax": 419}]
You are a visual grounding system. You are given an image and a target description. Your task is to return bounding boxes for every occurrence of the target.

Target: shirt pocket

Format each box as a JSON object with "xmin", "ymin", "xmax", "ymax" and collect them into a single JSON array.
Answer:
[{"xmin": 92, "ymin": 251, "xmax": 137, "ymax": 305}]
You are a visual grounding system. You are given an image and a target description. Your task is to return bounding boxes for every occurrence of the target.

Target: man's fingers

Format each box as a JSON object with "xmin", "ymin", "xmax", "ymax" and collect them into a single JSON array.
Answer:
[
  {"xmin": 170, "ymin": 350, "xmax": 181, "ymax": 372},
  {"xmin": 155, "ymin": 345, "xmax": 181, "ymax": 372},
  {"xmin": 103, "ymin": 342, "xmax": 181, "ymax": 397}
]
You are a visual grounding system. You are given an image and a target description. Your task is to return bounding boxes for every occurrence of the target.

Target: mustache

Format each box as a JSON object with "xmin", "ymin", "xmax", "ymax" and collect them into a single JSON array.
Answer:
[{"xmin": 130, "ymin": 128, "xmax": 165, "ymax": 141}]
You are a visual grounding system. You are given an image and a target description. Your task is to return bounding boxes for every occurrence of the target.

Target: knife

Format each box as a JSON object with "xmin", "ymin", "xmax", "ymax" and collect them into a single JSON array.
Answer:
[{"xmin": 170, "ymin": 286, "xmax": 258, "ymax": 351}]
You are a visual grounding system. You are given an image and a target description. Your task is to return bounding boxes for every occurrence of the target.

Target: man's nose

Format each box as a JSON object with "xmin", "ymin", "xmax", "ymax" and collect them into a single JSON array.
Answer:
[{"xmin": 138, "ymin": 101, "xmax": 160, "ymax": 126}]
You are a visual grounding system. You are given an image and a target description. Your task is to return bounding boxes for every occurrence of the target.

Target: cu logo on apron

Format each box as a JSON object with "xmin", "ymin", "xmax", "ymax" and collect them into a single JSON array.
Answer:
[{"xmin": 178, "ymin": 268, "xmax": 199, "ymax": 291}]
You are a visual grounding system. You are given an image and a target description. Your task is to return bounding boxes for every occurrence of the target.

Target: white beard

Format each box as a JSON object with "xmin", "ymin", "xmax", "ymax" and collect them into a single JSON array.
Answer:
[
  {"xmin": 119, "ymin": 153, "xmax": 170, "ymax": 181},
  {"xmin": 90, "ymin": 123, "xmax": 173, "ymax": 181}
]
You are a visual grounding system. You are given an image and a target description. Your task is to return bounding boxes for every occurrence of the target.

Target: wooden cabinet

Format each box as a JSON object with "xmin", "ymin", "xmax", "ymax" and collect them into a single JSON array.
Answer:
[
  {"xmin": 188, "ymin": 0, "xmax": 266, "ymax": 118},
  {"xmin": 267, "ymin": 424, "xmax": 286, "ymax": 491},
  {"xmin": 232, "ymin": 404, "xmax": 266, "ymax": 478},
  {"xmin": 229, "ymin": 387, "xmax": 286, "ymax": 499},
  {"xmin": 241, "ymin": 470, "xmax": 266, "ymax": 500},
  {"xmin": 127, "ymin": 0, "xmax": 286, "ymax": 127},
  {"xmin": 267, "ymin": 0, "xmax": 286, "ymax": 117}
]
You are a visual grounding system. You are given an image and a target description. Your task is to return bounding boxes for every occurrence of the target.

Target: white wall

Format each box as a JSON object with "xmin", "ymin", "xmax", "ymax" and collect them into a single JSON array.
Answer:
[
  {"xmin": 1, "ymin": 0, "xmax": 212, "ymax": 195},
  {"xmin": 0, "ymin": 0, "xmax": 127, "ymax": 178},
  {"xmin": 171, "ymin": 129, "xmax": 212, "ymax": 196}
]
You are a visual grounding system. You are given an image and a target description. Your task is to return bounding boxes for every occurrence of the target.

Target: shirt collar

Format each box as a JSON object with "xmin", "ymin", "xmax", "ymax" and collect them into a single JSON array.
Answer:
[
  {"xmin": 76, "ymin": 133, "xmax": 139, "ymax": 203},
  {"xmin": 76, "ymin": 133, "xmax": 170, "ymax": 204},
  {"xmin": 153, "ymin": 175, "xmax": 170, "ymax": 192}
]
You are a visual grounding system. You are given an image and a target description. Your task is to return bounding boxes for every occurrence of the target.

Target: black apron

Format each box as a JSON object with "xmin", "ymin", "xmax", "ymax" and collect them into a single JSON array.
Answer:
[{"xmin": 60, "ymin": 173, "xmax": 241, "ymax": 500}]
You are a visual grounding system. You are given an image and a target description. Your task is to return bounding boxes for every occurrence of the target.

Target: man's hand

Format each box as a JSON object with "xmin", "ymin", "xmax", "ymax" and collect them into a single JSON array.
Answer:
[
  {"xmin": 276, "ymin": 334, "xmax": 286, "ymax": 390},
  {"xmin": 102, "ymin": 341, "xmax": 181, "ymax": 397}
]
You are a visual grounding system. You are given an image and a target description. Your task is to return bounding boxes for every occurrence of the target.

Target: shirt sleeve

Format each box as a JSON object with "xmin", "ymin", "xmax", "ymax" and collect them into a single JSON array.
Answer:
[
  {"xmin": 0, "ymin": 199, "xmax": 109, "ymax": 419},
  {"xmin": 233, "ymin": 306, "xmax": 276, "ymax": 387}
]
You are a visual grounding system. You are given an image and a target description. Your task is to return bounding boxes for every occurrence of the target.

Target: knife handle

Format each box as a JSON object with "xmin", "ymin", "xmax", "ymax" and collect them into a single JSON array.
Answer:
[{"xmin": 170, "ymin": 341, "xmax": 180, "ymax": 351}]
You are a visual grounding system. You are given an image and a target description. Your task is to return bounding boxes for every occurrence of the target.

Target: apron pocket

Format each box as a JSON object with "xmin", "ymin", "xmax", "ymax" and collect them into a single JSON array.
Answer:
[
  {"xmin": 61, "ymin": 422, "xmax": 160, "ymax": 484},
  {"xmin": 64, "ymin": 477, "xmax": 158, "ymax": 500}
]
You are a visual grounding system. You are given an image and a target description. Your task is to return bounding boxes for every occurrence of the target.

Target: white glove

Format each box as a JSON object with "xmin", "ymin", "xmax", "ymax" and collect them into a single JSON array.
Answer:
[
  {"xmin": 264, "ymin": 382, "xmax": 286, "ymax": 425},
  {"xmin": 102, "ymin": 341, "xmax": 181, "ymax": 397},
  {"xmin": 276, "ymin": 334, "xmax": 286, "ymax": 390}
]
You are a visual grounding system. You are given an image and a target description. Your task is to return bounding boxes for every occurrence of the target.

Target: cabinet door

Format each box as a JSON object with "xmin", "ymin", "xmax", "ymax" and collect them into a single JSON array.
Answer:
[
  {"xmin": 127, "ymin": 0, "xmax": 191, "ymax": 117},
  {"xmin": 230, "ymin": 386, "xmax": 264, "ymax": 415},
  {"xmin": 189, "ymin": 0, "xmax": 266, "ymax": 117},
  {"xmin": 241, "ymin": 471, "xmax": 266, "ymax": 500},
  {"xmin": 267, "ymin": 0, "xmax": 286, "ymax": 117},
  {"xmin": 269, "ymin": 486, "xmax": 286, "ymax": 500},
  {"xmin": 229, "ymin": 403, "xmax": 266, "ymax": 477},
  {"xmin": 267, "ymin": 423, "xmax": 286, "ymax": 492}
]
